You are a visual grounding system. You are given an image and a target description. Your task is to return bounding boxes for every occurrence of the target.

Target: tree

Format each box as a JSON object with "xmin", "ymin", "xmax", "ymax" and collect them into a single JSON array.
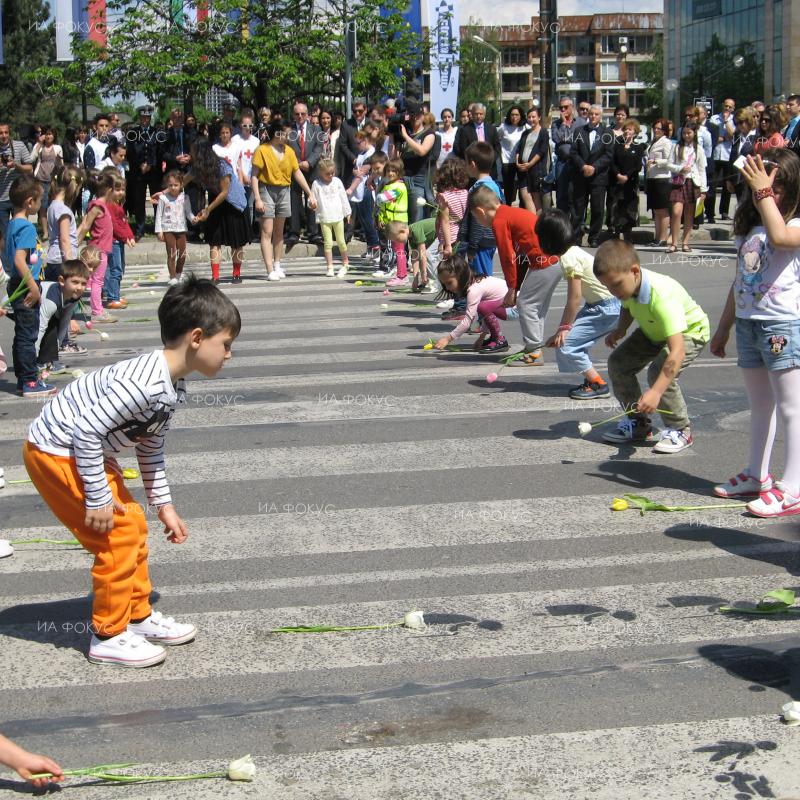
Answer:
[
  {"xmin": 680, "ymin": 34, "xmax": 764, "ymax": 111},
  {"xmin": 457, "ymin": 21, "xmax": 501, "ymax": 123},
  {"xmin": 0, "ymin": 0, "xmax": 78, "ymax": 131},
  {"xmin": 28, "ymin": 0, "xmax": 420, "ymax": 116},
  {"xmin": 639, "ymin": 37, "xmax": 664, "ymax": 120}
]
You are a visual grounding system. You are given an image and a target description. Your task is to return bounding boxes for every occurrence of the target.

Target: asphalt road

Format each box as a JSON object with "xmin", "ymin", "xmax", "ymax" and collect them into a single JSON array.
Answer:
[{"xmin": 1, "ymin": 241, "xmax": 799, "ymax": 799}]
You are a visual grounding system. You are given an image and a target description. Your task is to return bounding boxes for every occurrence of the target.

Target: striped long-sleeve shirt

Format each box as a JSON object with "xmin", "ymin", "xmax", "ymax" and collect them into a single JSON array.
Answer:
[{"xmin": 28, "ymin": 351, "xmax": 185, "ymax": 510}]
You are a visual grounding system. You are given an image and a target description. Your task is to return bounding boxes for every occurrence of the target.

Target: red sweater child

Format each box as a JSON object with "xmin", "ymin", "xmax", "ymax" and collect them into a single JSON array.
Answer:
[
  {"xmin": 491, "ymin": 205, "xmax": 558, "ymax": 296},
  {"xmin": 109, "ymin": 201, "xmax": 135, "ymax": 243}
]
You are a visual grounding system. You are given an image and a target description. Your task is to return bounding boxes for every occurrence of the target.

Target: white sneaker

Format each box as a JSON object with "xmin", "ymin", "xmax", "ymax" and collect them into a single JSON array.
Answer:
[
  {"xmin": 337, "ymin": 265, "xmax": 348, "ymax": 278},
  {"xmin": 88, "ymin": 631, "xmax": 166, "ymax": 667},
  {"xmin": 326, "ymin": 267, "xmax": 335, "ymax": 277},
  {"xmin": 437, "ymin": 298, "xmax": 455, "ymax": 310},
  {"xmin": 372, "ymin": 269, "xmax": 387, "ymax": 278},
  {"xmin": 127, "ymin": 610, "xmax": 196, "ymax": 645},
  {"xmin": 421, "ymin": 282, "xmax": 438, "ymax": 294},
  {"xmin": 652, "ymin": 428, "xmax": 693, "ymax": 454},
  {"xmin": 267, "ymin": 271, "xmax": 281, "ymax": 281},
  {"xmin": 167, "ymin": 278, "xmax": 178, "ymax": 286},
  {"xmin": 274, "ymin": 265, "xmax": 286, "ymax": 278},
  {"xmin": 746, "ymin": 481, "xmax": 800, "ymax": 518},
  {"xmin": 714, "ymin": 471, "xmax": 773, "ymax": 498}
]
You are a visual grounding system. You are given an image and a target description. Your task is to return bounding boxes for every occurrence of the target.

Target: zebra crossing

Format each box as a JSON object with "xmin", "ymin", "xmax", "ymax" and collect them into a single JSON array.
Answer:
[{"xmin": 1, "ymin": 254, "xmax": 799, "ymax": 798}]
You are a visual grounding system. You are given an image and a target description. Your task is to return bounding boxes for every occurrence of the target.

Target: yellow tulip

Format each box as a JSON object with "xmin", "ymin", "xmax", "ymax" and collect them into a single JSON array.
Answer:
[
  {"xmin": 610, "ymin": 498, "xmax": 629, "ymax": 511},
  {"xmin": 122, "ymin": 468, "xmax": 140, "ymax": 480},
  {"xmin": 423, "ymin": 343, "xmax": 433, "ymax": 350}
]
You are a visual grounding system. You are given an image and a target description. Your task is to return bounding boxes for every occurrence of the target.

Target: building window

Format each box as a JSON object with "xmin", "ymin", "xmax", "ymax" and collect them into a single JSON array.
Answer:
[
  {"xmin": 502, "ymin": 73, "xmax": 530, "ymax": 94},
  {"xmin": 628, "ymin": 35, "xmax": 654, "ymax": 53},
  {"xmin": 502, "ymin": 47, "xmax": 530, "ymax": 67},
  {"xmin": 571, "ymin": 63, "xmax": 594, "ymax": 82},
  {"xmin": 531, "ymin": 62, "xmax": 542, "ymax": 79},
  {"xmin": 627, "ymin": 90, "xmax": 645, "ymax": 110},
  {"xmin": 575, "ymin": 36, "xmax": 594, "ymax": 56},
  {"xmin": 626, "ymin": 62, "xmax": 641, "ymax": 81},
  {"xmin": 600, "ymin": 62, "xmax": 620, "ymax": 81},
  {"xmin": 601, "ymin": 89, "xmax": 621, "ymax": 108},
  {"xmin": 600, "ymin": 35, "xmax": 618, "ymax": 54}
]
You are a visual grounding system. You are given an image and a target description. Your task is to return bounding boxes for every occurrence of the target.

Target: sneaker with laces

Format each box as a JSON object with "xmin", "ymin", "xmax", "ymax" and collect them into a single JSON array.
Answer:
[
  {"xmin": 45, "ymin": 361, "xmax": 70, "ymax": 375},
  {"xmin": 569, "ymin": 380, "xmax": 610, "ymax": 400},
  {"xmin": 326, "ymin": 266, "xmax": 335, "ymax": 277},
  {"xmin": 92, "ymin": 312, "xmax": 118, "ymax": 324},
  {"xmin": 59, "ymin": 341, "xmax": 88, "ymax": 356},
  {"xmin": 337, "ymin": 265, "xmax": 348, "ymax": 278},
  {"xmin": 746, "ymin": 482, "xmax": 800, "ymax": 518},
  {"xmin": 127, "ymin": 610, "xmax": 196, "ymax": 645},
  {"xmin": 601, "ymin": 417, "xmax": 656, "ymax": 444},
  {"xmin": 274, "ymin": 265, "xmax": 286, "ymax": 278},
  {"xmin": 21, "ymin": 379, "xmax": 58, "ymax": 399},
  {"xmin": 267, "ymin": 271, "xmax": 281, "ymax": 281},
  {"xmin": 437, "ymin": 299, "xmax": 455, "ymax": 310},
  {"xmin": 480, "ymin": 337, "xmax": 510, "ymax": 352},
  {"xmin": 652, "ymin": 427, "xmax": 693, "ymax": 453},
  {"xmin": 714, "ymin": 471, "xmax": 773, "ymax": 498},
  {"xmin": 88, "ymin": 631, "xmax": 166, "ymax": 667},
  {"xmin": 371, "ymin": 269, "xmax": 387, "ymax": 278}
]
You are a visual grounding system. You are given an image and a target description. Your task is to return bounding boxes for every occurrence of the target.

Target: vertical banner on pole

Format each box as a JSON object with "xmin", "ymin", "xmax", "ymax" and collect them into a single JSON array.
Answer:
[
  {"xmin": 55, "ymin": 0, "xmax": 75, "ymax": 61},
  {"xmin": 428, "ymin": 0, "xmax": 459, "ymax": 119},
  {"xmin": 86, "ymin": 0, "xmax": 108, "ymax": 47}
]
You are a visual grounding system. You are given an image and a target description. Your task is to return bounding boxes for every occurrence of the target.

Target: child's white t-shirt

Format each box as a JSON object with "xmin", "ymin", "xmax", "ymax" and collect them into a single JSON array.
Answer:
[
  {"xmin": 213, "ymin": 142, "xmax": 240, "ymax": 170},
  {"xmin": 350, "ymin": 146, "xmax": 375, "ymax": 203},
  {"xmin": 734, "ymin": 220, "xmax": 800, "ymax": 320},
  {"xmin": 559, "ymin": 246, "xmax": 613, "ymax": 305},
  {"xmin": 231, "ymin": 134, "xmax": 257, "ymax": 179},
  {"xmin": 311, "ymin": 177, "xmax": 352, "ymax": 224}
]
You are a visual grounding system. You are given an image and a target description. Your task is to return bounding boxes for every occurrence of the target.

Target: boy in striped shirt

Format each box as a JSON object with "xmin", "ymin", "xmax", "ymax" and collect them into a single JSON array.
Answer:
[{"xmin": 24, "ymin": 275, "xmax": 241, "ymax": 668}]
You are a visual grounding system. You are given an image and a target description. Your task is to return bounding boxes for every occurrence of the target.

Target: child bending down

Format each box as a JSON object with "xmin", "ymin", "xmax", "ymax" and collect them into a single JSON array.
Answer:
[{"xmin": 434, "ymin": 254, "xmax": 509, "ymax": 352}]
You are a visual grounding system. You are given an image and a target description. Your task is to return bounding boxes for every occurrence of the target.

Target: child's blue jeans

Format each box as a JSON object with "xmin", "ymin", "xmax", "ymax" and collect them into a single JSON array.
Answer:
[
  {"xmin": 104, "ymin": 240, "xmax": 125, "ymax": 302},
  {"xmin": 556, "ymin": 297, "xmax": 621, "ymax": 374}
]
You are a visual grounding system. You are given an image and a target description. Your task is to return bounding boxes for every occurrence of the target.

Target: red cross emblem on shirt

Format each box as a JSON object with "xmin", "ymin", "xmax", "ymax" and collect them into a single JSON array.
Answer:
[{"xmin": 443, "ymin": 142, "xmax": 452, "ymax": 153}]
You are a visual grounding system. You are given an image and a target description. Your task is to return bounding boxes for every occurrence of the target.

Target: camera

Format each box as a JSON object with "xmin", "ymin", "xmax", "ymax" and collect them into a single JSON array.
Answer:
[
  {"xmin": 0, "ymin": 153, "xmax": 10, "ymax": 166},
  {"xmin": 386, "ymin": 99, "xmax": 421, "ymax": 138}
]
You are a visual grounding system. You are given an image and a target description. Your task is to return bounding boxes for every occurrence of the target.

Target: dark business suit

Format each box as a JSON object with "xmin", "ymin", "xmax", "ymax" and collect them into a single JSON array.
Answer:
[
  {"xmin": 453, "ymin": 122, "xmax": 501, "ymax": 180},
  {"xmin": 287, "ymin": 120, "xmax": 322, "ymax": 239},
  {"xmin": 570, "ymin": 124, "xmax": 613, "ymax": 244},
  {"xmin": 334, "ymin": 123, "xmax": 359, "ymax": 182},
  {"xmin": 126, "ymin": 124, "xmax": 163, "ymax": 238}
]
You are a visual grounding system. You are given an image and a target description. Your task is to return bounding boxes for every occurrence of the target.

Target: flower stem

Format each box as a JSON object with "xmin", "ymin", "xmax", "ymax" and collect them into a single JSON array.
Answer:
[{"xmin": 591, "ymin": 407, "xmax": 677, "ymax": 429}]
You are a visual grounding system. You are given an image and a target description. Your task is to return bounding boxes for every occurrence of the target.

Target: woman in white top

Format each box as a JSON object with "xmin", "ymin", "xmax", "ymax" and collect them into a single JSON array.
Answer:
[
  {"xmin": 666, "ymin": 122, "xmax": 707, "ymax": 252},
  {"xmin": 436, "ymin": 108, "xmax": 457, "ymax": 168},
  {"xmin": 31, "ymin": 127, "xmax": 63, "ymax": 237},
  {"xmin": 498, "ymin": 106, "xmax": 525, "ymax": 205},
  {"xmin": 645, "ymin": 118, "xmax": 674, "ymax": 246},
  {"xmin": 212, "ymin": 123, "xmax": 241, "ymax": 171}
]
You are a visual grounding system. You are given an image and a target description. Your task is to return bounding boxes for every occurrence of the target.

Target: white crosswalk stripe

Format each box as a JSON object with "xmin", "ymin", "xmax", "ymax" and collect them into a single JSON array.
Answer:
[{"xmin": 1, "ymin": 255, "xmax": 796, "ymax": 797}]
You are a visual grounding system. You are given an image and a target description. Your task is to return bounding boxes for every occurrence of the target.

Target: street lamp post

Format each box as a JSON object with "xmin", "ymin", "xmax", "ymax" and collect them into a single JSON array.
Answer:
[{"xmin": 472, "ymin": 35, "xmax": 503, "ymax": 119}]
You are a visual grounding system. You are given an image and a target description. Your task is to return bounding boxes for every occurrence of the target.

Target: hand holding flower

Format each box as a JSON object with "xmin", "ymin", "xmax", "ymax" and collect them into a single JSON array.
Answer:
[{"xmin": 434, "ymin": 335, "xmax": 451, "ymax": 350}]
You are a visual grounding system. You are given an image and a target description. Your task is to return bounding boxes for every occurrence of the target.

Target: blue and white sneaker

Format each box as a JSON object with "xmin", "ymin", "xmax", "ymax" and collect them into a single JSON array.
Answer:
[
  {"xmin": 601, "ymin": 417, "xmax": 656, "ymax": 444},
  {"xmin": 21, "ymin": 379, "xmax": 58, "ymax": 399},
  {"xmin": 652, "ymin": 428, "xmax": 693, "ymax": 453}
]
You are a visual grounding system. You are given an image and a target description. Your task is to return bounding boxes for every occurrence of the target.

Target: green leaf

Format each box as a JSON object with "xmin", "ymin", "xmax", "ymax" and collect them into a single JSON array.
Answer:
[
  {"xmin": 622, "ymin": 494, "xmax": 674, "ymax": 515},
  {"xmin": 720, "ymin": 588, "xmax": 798, "ymax": 615}
]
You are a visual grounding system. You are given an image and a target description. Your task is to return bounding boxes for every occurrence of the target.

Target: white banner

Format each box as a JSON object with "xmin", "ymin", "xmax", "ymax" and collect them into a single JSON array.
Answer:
[
  {"xmin": 55, "ymin": 0, "xmax": 75, "ymax": 61},
  {"xmin": 428, "ymin": 0, "xmax": 459, "ymax": 119}
]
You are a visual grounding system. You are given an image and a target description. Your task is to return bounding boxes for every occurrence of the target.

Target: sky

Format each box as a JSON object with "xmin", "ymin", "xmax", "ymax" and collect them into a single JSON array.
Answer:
[{"xmin": 435, "ymin": 0, "xmax": 663, "ymax": 27}]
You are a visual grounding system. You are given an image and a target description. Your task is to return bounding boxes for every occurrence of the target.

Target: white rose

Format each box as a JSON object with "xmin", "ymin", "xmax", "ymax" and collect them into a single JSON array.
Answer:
[
  {"xmin": 578, "ymin": 422, "xmax": 592, "ymax": 437},
  {"xmin": 416, "ymin": 196, "xmax": 427, "ymax": 206},
  {"xmin": 227, "ymin": 754, "xmax": 256, "ymax": 781},
  {"xmin": 403, "ymin": 610, "xmax": 426, "ymax": 630},
  {"xmin": 0, "ymin": 539, "xmax": 14, "ymax": 559},
  {"xmin": 99, "ymin": 332, "xmax": 110, "ymax": 341}
]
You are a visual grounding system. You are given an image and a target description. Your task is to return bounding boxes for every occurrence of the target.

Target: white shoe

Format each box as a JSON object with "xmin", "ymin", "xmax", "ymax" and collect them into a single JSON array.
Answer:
[
  {"xmin": 746, "ymin": 481, "xmax": 800, "ymax": 518},
  {"xmin": 337, "ymin": 265, "xmax": 348, "ymax": 278},
  {"xmin": 274, "ymin": 265, "xmax": 286, "ymax": 278},
  {"xmin": 127, "ymin": 610, "xmax": 196, "ymax": 645},
  {"xmin": 714, "ymin": 471, "xmax": 773, "ymax": 498},
  {"xmin": 436, "ymin": 298, "xmax": 455, "ymax": 310},
  {"xmin": 326, "ymin": 267, "xmax": 335, "ymax": 277},
  {"xmin": 652, "ymin": 427, "xmax": 693, "ymax": 454},
  {"xmin": 267, "ymin": 271, "xmax": 281, "ymax": 281},
  {"xmin": 372, "ymin": 269, "xmax": 387, "ymax": 278},
  {"xmin": 88, "ymin": 631, "xmax": 166, "ymax": 667},
  {"xmin": 421, "ymin": 282, "xmax": 438, "ymax": 294},
  {"xmin": 167, "ymin": 278, "xmax": 178, "ymax": 286}
]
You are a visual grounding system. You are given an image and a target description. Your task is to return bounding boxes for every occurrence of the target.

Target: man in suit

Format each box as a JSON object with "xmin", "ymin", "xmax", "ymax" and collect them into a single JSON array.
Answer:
[
  {"xmin": 453, "ymin": 103, "xmax": 501, "ymax": 180},
  {"xmin": 569, "ymin": 105, "xmax": 613, "ymax": 247},
  {"xmin": 550, "ymin": 97, "xmax": 586, "ymax": 214},
  {"xmin": 783, "ymin": 94, "xmax": 800, "ymax": 157},
  {"xmin": 126, "ymin": 105, "xmax": 163, "ymax": 240},
  {"xmin": 162, "ymin": 108, "xmax": 199, "ymax": 235},
  {"xmin": 287, "ymin": 102, "xmax": 323, "ymax": 245},
  {"xmin": 347, "ymin": 101, "xmax": 368, "ymax": 132}
]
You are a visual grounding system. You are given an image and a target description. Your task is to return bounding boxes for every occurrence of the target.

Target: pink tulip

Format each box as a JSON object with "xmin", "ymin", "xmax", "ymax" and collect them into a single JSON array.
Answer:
[
  {"xmin": 85, "ymin": 320, "xmax": 93, "ymax": 329},
  {"xmin": 382, "ymin": 289, "xmax": 390, "ymax": 296},
  {"xmin": 131, "ymin": 282, "xmax": 140, "ymax": 288},
  {"xmin": 486, "ymin": 372, "xmax": 498, "ymax": 383},
  {"xmin": 29, "ymin": 253, "xmax": 38, "ymax": 264}
]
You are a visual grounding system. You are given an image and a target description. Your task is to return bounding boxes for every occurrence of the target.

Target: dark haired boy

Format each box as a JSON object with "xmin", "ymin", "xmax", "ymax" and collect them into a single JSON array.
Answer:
[
  {"xmin": 24, "ymin": 274, "xmax": 241, "ymax": 667},
  {"xmin": 3, "ymin": 176, "xmax": 54, "ymax": 397},
  {"xmin": 593, "ymin": 239, "xmax": 709, "ymax": 453},
  {"xmin": 35, "ymin": 260, "xmax": 92, "ymax": 374},
  {"xmin": 536, "ymin": 209, "xmax": 620, "ymax": 398}
]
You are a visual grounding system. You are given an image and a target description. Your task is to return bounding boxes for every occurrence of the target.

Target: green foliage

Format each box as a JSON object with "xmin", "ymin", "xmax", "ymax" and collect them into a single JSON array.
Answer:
[
  {"xmin": 26, "ymin": 0, "xmax": 420, "ymax": 118},
  {"xmin": 680, "ymin": 34, "xmax": 764, "ymax": 111},
  {"xmin": 0, "ymin": 0, "xmax": 78, "ymax": 131},
  {"xmin": 639, "ymin": 37, "xmax": 664, "ymax": 119},
  {"xmin": 457, "ymin": 21, "xmax": 500, "ymax": 123}
]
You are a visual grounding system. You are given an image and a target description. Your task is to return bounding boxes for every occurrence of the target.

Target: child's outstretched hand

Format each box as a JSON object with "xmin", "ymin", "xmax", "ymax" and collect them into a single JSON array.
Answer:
[
  {"xmin": 158, "ymin": 504, "xmax": 188, "ymax": 543},
  {"xmin": 741, "ymin": 154, "xmax": 775, "ymax": 193},
  {"xmin": 434, "ymin": 335, "xmax": 451, "ymax": 350},
  {"xmin": 545, "ymin": 330, "xmax": 566, "ymax": 348}
]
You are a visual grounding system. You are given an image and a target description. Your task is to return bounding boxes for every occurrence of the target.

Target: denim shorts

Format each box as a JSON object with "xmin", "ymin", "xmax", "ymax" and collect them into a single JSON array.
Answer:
[{"xmin": 736, "ymin": 317, "xmax": 800, "ymax": 370}]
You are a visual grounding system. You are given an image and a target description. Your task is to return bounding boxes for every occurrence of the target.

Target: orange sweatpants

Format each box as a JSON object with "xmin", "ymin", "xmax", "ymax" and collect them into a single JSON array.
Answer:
[{"xmin": 23, "ymin": 441, "xmax": 152, "ymax": 637}]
